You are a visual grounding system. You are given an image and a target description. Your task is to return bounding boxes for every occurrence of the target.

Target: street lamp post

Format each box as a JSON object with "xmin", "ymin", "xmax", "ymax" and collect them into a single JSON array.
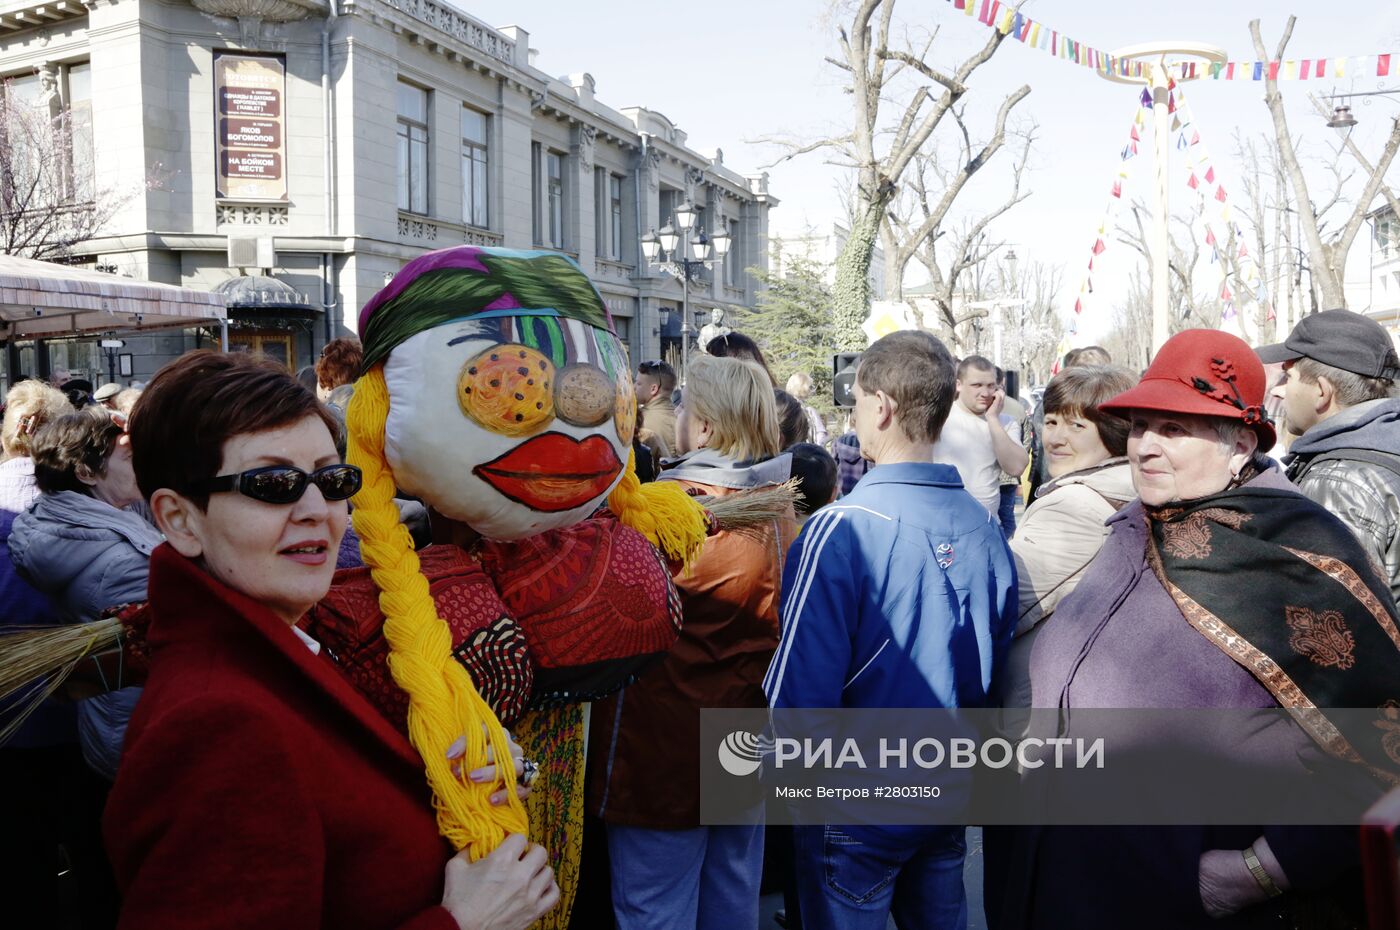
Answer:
[
  {"xmin": 640, "ymin": 198, "xmax": 730, "ymax": 382},
  {"xmin": 994, "ymin": 247, "xmax": 1019, "ymax": 368}
]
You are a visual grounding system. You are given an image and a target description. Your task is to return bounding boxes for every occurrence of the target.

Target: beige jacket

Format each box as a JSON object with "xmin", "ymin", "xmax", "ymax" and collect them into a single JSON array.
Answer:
[
  {"xmin": 641, "ymin": 396, "xmax": 677, "ymax": 454},
  {"xmin": 1002, "ymin": 459, "xmax": 1135, "ymax": 708}
]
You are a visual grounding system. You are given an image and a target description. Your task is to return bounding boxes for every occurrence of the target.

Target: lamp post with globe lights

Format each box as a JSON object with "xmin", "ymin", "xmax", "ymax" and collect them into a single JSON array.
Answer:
[{"xmin": 640, "ymin": 198, "xmax": 730, "ymax": 381}]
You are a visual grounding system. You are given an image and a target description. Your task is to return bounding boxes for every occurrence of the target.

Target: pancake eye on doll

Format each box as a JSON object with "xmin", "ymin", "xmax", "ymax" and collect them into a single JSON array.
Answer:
[
  {"xmin": 614, "ymin": 375, "xmax": 636, "ymax": 446},
  {"xmin": 458, "ymin": 344, "xmax": 555, "ymax": 436}
]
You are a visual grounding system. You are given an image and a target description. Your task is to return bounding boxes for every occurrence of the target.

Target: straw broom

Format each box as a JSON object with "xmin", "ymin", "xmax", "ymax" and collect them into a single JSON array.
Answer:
[
  {"xmin": 693, "ymin": 480, "xmax": 800, "ymax": 541},
  {"xmin": 0, "ymin": 616, "xmax": 121, "ymax": 742}
]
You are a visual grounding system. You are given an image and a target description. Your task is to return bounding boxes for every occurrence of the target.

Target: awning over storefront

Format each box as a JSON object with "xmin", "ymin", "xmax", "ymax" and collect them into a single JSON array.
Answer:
[{"xmin": 0, "ymin": 254, "xmax": 226, "ymax": 339}]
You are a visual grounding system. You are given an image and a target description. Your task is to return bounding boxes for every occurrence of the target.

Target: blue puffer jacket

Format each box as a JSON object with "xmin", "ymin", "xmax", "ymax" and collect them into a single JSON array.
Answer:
[{"xmin": 9, "ymin": 490, "xmax": 162, "ymax": 779}]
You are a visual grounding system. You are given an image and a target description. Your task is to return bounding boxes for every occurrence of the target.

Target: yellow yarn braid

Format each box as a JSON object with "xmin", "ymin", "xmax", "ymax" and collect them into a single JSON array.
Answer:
[
  {"xmin": 347, "ymin": 366, "xmax": 528, "ymax": 859},
  {"xmin": 607, "ymin": 448, "xmax": 709, "ymax": 569}
]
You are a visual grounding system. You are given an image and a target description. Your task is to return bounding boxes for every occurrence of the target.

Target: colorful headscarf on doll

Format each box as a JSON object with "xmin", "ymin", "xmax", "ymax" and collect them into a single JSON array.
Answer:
[
  {"xmin": 358, "ymin": 248, "xmax": 636, "ymax": 540},
  {"xmin": 344, "ymin": 246, "xmax": 707, "ymax": 860}
]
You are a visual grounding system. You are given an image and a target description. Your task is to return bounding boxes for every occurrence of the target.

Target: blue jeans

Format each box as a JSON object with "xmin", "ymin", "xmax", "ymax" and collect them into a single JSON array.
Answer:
[
  {"xmin": 997, "ymin": 484, "xmax": 1017, "ymax": 538},
  {"xmin": 607, "ymin": 822, "xmax": 764, "ymax": 930},
  {"xmin": 792, "ymin": 825, "xmax": 967, "ymax": 930}
]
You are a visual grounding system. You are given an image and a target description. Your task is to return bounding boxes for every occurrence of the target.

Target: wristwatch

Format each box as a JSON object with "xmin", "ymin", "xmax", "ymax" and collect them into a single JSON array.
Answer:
[{"xmin": 1243, "ymin": 845, "xmax": 1283, "ymax": 898}]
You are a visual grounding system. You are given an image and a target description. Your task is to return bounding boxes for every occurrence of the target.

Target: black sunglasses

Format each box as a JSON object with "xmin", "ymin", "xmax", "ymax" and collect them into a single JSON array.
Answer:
[{"xmin": 188, "ymin": 464, "xmax": 363, "ymax": 505}]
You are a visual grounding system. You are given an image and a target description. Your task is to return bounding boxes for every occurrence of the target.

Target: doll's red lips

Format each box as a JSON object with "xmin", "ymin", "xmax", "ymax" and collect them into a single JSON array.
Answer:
[{"xmin": 474, "ymin": 433, "xmax": 622, "ymax": 512}]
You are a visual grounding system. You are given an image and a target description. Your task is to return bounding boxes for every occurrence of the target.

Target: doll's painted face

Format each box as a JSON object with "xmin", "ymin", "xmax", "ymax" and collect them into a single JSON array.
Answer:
[{"xmin": 384, "ymin": 313, "xmax": 636, "ymax": 540}]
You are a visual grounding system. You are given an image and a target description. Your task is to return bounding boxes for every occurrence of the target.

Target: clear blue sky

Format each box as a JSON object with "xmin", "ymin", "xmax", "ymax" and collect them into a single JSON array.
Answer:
[{"xmin": 460, "ymin": 0, "xmax": 1400, "ymax": 335}]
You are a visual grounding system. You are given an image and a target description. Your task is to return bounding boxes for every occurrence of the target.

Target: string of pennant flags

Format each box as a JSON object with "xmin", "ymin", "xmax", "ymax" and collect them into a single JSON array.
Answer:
[
  {"xmin": 1169, "ymin": 81, "xmax": 1269, "ymax": 326},
  {"xmin": 1053, "ymin": 79, "xmax": 1276, "ymax": 369},
  {"xmin": 943, "ymin": 0, "xmax": 1400, "ymax": 81},
  {"xmin": 1050, "ymin": 100, "xmax": 1146, "ymax": 369}
]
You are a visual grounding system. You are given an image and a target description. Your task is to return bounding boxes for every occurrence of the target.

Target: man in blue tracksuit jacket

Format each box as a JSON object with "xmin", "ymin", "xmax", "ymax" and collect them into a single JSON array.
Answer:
[{"xmin": 764, "ymin": 330, "xmax": 1017, "ymax": 930}]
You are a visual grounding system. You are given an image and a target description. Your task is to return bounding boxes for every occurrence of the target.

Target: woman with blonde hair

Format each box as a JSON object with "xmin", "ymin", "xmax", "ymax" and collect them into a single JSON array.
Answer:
[
  {"xmin": 0, "ymin": 381, "xmax": 72, "ymax": 512},
  {"xmin": 784, "ymin": 371, "xmax": 829, "ymax": 446},
  {"xmin": 588, "ymin": 354, "xmax": 798, "ymax": 930}
]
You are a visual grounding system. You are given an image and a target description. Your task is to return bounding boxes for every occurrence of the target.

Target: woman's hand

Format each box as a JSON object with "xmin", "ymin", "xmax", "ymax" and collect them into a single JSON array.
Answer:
[
  {"xmin": 446, "ymin": 725, "xmax": 531, "ymax": 806},
  {"xmin": 441, "ymin": 834, "xmax": 559, "ymax": 930},
  {"xmin": 1198, "ymin": 849, "xmax": 1268, "ymax": 919}
]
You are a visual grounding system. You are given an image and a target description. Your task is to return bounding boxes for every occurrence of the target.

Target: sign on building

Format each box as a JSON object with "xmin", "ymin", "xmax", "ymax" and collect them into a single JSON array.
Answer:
[{"xmin": 214, "ymin": 53, "xmax": 287, "ymax": 201}]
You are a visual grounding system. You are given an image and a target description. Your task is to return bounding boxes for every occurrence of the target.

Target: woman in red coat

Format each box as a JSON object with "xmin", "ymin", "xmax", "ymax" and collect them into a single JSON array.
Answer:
[{"xmin": 105, "ymin": 351, "xmax": 559, "ymax": 930}]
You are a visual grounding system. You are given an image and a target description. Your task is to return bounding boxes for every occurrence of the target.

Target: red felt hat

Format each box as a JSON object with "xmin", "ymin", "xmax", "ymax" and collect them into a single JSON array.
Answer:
[{"xmin": 1099, "ymin": 329, "xmax": 1276, "ymax": 449}]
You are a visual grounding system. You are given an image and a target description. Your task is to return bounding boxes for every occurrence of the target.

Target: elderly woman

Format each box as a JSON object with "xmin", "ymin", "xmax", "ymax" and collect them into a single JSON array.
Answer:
[
  {"xmin": 1000, "ymin": 365, "xmax": 1137, "ymax": 709},
  {"xmin": 9, "ymin": 406, "xmax": 159, "ymax": 780},
  {"xmin": 104, "ymin": 351, "xmax": 558, "ymax": 930},
  {"xmin": 1010, "ymin": 330, "xmax": 1400, "ymax": 928},
  {"xmin": 588, "ymin": 354, "xmax": 797, "ymax": 930},
  {"xmin": 0, "ymin": 380, "xmax": 72, "ymax": 512}
]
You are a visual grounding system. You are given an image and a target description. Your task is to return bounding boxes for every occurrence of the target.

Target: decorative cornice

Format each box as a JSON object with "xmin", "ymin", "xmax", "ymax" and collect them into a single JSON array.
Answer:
[
  {"xmin": 188, "ymin": 0, "xmax": 326, "ymax": 22},
  {"xmin": 374, "ymin": 0, "xmax": 514, "ymax": 64}
]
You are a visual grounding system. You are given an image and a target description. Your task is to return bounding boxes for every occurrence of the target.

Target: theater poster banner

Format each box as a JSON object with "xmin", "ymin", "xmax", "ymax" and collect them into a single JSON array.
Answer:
[{"xmin": 215, "ymin": 53, "xmax": 287, "ymax": 201}]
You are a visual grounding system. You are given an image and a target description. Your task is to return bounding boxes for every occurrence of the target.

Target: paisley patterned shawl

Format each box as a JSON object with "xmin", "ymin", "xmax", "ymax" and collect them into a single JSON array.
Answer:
[{"xmin": 1144, "ymin": 482, "xmax": 1400, "ymax": 785}]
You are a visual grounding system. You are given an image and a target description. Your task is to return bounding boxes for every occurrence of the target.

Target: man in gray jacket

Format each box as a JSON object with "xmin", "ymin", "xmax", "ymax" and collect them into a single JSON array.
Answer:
[{"xmin": 1258, "ymin": 309, "xmax": 1400, "ymax": 603}]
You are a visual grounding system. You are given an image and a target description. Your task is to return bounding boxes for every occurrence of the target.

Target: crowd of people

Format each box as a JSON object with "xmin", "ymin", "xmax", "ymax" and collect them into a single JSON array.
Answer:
[{"xmin": 1, "ymin": 299, "xmax": 1399, "ymax": 930}]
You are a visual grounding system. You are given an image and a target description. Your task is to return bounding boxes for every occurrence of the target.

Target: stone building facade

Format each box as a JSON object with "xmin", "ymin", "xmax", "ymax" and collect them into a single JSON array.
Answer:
[{"xmin": 0, "ymin": 0, "xmax": 776, "ymax": 385}]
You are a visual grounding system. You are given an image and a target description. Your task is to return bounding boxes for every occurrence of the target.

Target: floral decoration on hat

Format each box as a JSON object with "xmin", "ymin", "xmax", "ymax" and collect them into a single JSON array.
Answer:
[{"xmin": 1186, "ymin": 355, "xmax": 1267, "ymax": 428}]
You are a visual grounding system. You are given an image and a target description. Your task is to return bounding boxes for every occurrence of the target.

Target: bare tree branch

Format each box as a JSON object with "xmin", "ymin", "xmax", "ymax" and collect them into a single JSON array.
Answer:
[{"xmin": 874, "ymin": 48, "xmax": 966, "ymax": 94}]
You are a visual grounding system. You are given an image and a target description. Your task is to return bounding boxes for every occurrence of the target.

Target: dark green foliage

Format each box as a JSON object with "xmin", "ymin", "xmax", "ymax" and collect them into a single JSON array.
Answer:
[{"xmin": 730, "ymin": 255, "xmax": 840, "ymax": 419}]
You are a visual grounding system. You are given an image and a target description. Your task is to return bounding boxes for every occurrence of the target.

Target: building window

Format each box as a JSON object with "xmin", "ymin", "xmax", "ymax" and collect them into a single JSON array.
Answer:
[
  {"xmin": 659, "ymin": 189, "xmax": 677, "ymax": 231},
  {"xmin": 546, "ymin": 150, "xmax": 564, "ymax": 249},
  {"xmin": 461, "ymin": 107, "xmax": 489, "ymax": 229},
  {"xmin": 726, "ymin": 218, "xmax": 742, "ymax": 287},
  {"xmin": 595, "ymin": 170, "xmax": 625, "ymax": 261},
  {"xmin": 1378, "ymin": 214, "xmax": 1399, "ymax": 258},
  {"xmin": 1, "ymin": 64, "xmax": 93, "ymax": 207},
  {"xmin": 593, "ymin": 168, "xmax": 607, "ymax": 254},
  {"xmin": 531, "ymin": 142, "xmax": 542, "ymax": 244},
  {"xmin": 610, "ymin": 174, "xmax": 623, "ymax": 260},
  {"xmin": 63, "ymin": 63, "xmax": 92, "ymax": 203},
  {"xmin": 396, "ymin": 82, "xmax": 429, "ymax": 214}
]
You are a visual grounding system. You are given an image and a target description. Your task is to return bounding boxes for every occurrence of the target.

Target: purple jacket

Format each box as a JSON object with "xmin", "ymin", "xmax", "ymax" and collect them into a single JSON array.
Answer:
[{"xmin": 1007, "ymin": 465, "xmax": 1364, "ymax": 929}]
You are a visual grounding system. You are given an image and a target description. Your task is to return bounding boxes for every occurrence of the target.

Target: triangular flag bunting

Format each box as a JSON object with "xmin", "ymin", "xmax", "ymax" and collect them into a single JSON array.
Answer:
[
  {"xmin": 1215, "ymin": 186, "xmax": 1227, "ymax": 202},
  {"xmin": 1093, "ymin": 238, "xmax": 1106, "ymax": 255},
  {"xmin": 1187, "ymin": 173, "xmax": 1199, "ymax": 189},
  {"xmin": 1205, "ymin": 166, "xmax": 1215, "ymax": 183}
]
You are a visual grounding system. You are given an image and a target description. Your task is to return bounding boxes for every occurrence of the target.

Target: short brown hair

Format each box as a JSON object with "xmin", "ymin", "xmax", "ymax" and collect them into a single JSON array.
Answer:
[
  {"xmin": 1063, "ymin": 345, "xmax": 1112, "ymax": 369},
  {"xmin": 130, "ymin": 351, "xmax": 338, "ymax": 508},
  {"xmin": 956, "ymin": 355, "xmax": 995, "ymax": 380},
  {"xmin": 1294, "ymin": 357, "xmax": 1394, "ymax": 408},
  {"xmin": 705, "ymin": 331, "xmax": 777, "ymax": 385},
  {"xmin": 637, "ymin": 359, "xmax": 677, "ymax": 394},
  {"xmin": 773, "ymin": 388, "xmax": 812, "ymax": 447},
  {"xmin": 1042, "ymin": 365, "xmax": 1138, "ymax": 457},
  {"xmin": 856, "ymin": 331, "xmax": 955, "ymax": 444},
  {"xmin": 315, "ymin": 337, "xmax": 364, "ymax": 391},
  {"xmin": 32, "ymin": 407, "xmax": 122, "ymax": 496}
]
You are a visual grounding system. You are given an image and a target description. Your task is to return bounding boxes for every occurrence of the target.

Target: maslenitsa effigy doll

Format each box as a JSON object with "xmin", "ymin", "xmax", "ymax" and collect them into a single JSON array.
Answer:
[{"xmin": 0, "ymin": 245, "xmax": 791, "ymax": 928}]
